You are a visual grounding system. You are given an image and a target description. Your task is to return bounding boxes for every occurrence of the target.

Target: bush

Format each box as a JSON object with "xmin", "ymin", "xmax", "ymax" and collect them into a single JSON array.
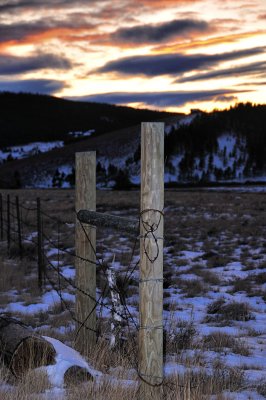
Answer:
[
  {"xmin": 167, "ymin": 320, "xmax": 197, "ymax": 351},
  {"xmin": 206, "ymin": 298, "xmax": 254, "ymax": 322}
]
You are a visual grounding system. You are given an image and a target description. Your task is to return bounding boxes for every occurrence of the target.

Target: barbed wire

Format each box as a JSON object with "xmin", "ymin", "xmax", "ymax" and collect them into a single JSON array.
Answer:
[{"xmin": 0, "ymin": 193, "xmax": 176, "ymax": 393}]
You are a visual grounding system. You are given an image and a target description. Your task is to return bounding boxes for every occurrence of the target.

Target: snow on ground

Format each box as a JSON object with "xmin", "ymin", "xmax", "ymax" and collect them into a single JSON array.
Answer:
[
  {"xmin": 4, "ymin": 290, "xmax": 75, "ymax": 315},
  {"xmin": 1, "ymin": 191, "xmax": 266, "ymax": 398},
  {"xmin": 43, "ymin": 336, "xmax": 102, "ymax": 387}
]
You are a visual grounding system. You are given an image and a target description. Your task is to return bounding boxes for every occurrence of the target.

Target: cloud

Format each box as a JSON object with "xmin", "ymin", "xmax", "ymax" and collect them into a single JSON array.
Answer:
[
  {"xmin": 175, "ymin": 60, "xmax": 266, "ymax": 83},
  {"xmin": 0, "ymin": 53, "xmax": 72, "ymax": 75},
  {"xmin": 126, "ymin": 0, "xmax": 198, "ymax": 10},
  {"xmin": 0, "ymin": 17, "xmax": 95, "ymax": 44},
  {"xmin": 0, "ymin": 0, "xmax": 101, "ymax": 13},
  {"xmin": 111, "ymin": 19, "xmax": 210, "ymax": 44},
  {"xmin": 0, "ymin": 79, "xmax": 65, "ymax": 94},
  {"xmin": 69, "ymin": 88, "xmax": 249, "ymax": 107},
  {"xmin": 214, "ymin": 95, "xmax": 238, "ymax": 102},
  {"xmin": 97, "ymin": 46, "xmax": 265, "ymax": 77},
  {"xmin": 153, "ymin": 31, "xmax": 266, "ymax": 53}
]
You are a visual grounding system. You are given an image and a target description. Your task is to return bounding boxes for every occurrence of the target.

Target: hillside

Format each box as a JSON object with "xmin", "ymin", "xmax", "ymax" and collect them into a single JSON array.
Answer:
[
  {"xmin": 163, "ymin": 103, "xmax": 266, "ymax": 184},
  {"xmin": 0, "ymin": 102, "xmax": 265, "ymax": 188},
  {"xmin": 0, "ymin": 92, "xmax": 175, "ymax": 148}
]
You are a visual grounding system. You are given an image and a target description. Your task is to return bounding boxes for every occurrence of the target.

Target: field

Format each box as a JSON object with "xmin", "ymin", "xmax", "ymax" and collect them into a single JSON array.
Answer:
[{"xmin": 0, "ymin": 188, "xmax": 266, "ymax": 399}]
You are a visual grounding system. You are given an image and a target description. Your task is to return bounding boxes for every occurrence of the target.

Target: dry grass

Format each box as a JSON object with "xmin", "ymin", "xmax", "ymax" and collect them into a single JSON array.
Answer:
[
  {"xmin": 206, "ymin": 299, "xmax": 254, "ymax": 323},
  {"xmin": 203, "ymin": 331, "xmax": 250, "ymax": 356},
  {"xmin": 0, "ymin": 188, "xmax": 265, "ymax": 398}
]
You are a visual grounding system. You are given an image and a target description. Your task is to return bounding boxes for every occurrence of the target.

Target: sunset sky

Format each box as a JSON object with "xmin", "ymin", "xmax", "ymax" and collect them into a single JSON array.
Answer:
[{"xmin": 0, "ymin": 0, "xmax": 265, "ymax": 113}]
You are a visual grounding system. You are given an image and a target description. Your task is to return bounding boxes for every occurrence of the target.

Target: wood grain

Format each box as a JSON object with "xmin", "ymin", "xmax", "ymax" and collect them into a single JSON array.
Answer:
[
  {"xmin": 75, "ymin": 152, "xmax": 96, "ymax": 354},
  {"xmin": 139, "ymin": 122, "xmax": 164, "ymax": 399}
]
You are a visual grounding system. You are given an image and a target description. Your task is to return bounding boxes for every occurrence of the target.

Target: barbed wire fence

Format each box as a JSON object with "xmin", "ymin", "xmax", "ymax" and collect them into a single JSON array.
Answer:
[
  {"xmin": 0, "ymin": 190, "xmax": 197, "ymax": 398},
  {"xmin": 0, "ymin": 124, "xmax": 195, "ymax": 399},
  {"xmin": 0, "ymin": 192, "xmax": 167, "ymax": 382},
  {"xmin": 0, "ymin": 192, "xmax": 137, "ymax": 333}
]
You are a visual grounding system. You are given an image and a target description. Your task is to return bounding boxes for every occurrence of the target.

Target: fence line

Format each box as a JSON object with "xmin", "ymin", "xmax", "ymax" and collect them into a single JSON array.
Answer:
[
  {"xmin": 0, "ymin": 192, "xmax": 140, "ymax": 335},
  {"xmin": 0, "ymin": 191, "xmax": 176, "ymax": 397},
  {"xmin": 0, "ymin": 122, "xmax": 171, "ymax": 399}
]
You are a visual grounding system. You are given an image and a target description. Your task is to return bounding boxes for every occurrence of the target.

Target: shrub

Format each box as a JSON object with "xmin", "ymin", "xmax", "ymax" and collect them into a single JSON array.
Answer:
[
  {"xmin": 182, "ymin": 279, "xmax": 207, "ymax": 297},
  {"xmin": 167, "ymin": 320, "xmax": 197, "ymax": 351},
  {"xmin": 206, "ymin": 298, "xmax": 253, "ymax": 322},
  {"xmin": 203, "ymin": 331, "xmax": 250, "ymax": 356},
  {"xmin": 255, "ymin": 272, "xmax": 266, "ymax": 284}
]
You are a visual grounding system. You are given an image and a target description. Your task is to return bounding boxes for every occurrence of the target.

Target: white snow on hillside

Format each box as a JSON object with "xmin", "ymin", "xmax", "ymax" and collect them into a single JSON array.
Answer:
[
  {"xmin": 165, "ymin": 113, "xmax": 198, "ymax": 135},
  {"xmin": 217, "ymin": 134, "xmax": 236, "ymax": 156},
  {"xmin": 0, "ymin": 141, "xmax": 64, "ymax": 163},
  {"xmin": 164, "ymin": 132, "xmax": 266, "ymax": 184},
  {"xmin": 68, "ymin": 129, "xmax": 95, "ymax": 138}
]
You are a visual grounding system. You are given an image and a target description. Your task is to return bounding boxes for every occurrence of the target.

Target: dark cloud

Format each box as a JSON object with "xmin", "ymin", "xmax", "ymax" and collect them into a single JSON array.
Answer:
[
  {"xmin": 112, "ymin": 19, "xmax": 209, "ymax": 44},
  {"xmin": 0, "ymin": 0, "xmax": 101, "ymax": 13},
  {"xmin": 0, "ymin": 54, "xmax": 72, "ymax": 75},
  {"xmin": 69, "ymin": 89, "xmax": 248, "ymax": 107},
  {"xmin": 0, "ymin": 23, "xmax": 39, "ymax": 43},
  {"xmin": 0, "ymin": 16, "xmax": 95, "ymax": 43},
  {"xmin": 0, "ymin": 79, "xmax": 65, "ymax": 94},
  {"xmin": 97, "ymin": 46, "xmax": 265, "ymax": 77},
  {"xmin": 175, "ymin": 60, "xmax": 266, "ymax": 83},
  {"xmin": 237, "ymin": 81, "xmax": 266, "ymax": 86},
  {"xmin": 214, "ymin": 95, "xmax": 238, "ymax": 102}
]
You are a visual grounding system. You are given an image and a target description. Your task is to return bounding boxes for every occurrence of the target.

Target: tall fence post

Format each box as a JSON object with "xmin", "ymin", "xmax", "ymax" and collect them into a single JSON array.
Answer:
[
  {"xmin": 139, "ymin": 122, "xmax": 164, "ymax": 399},
  {"xmin": 0, "ymin": 193, "xmax": 3, "ymax": 241},
  {"xmin": 75, "ymin": 151, "xmax": 96, "ymax": 355},
  {"xmin": 16, "ymin": 196, "xmax": 22, "ymax": 258},
  {"xmin": 37, "ymin": 197, "xmax": 43, "ymax": 289},
  {"xmin": 7, "ymin": 194, "xmax": 10, "ymax": 254}
]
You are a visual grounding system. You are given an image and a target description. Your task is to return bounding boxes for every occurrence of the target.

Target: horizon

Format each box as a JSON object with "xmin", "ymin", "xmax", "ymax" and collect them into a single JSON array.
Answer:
[
  {"xmin": 0, "ymin": 0, "xmax": 265, "ymax": 113},
  {"xmin": 1, "ymin": 91, "xmax": 265, "ymax": 116}
]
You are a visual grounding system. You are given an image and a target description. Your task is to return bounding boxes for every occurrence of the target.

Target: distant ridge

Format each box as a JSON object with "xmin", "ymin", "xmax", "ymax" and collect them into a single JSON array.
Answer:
[
  {"xmin": 0, "ymin": 97, "xmax": 265, "ymax": 188},
  {"xmin": 0, "ymin": 91, "xmax": 178, "ymax": 148}
]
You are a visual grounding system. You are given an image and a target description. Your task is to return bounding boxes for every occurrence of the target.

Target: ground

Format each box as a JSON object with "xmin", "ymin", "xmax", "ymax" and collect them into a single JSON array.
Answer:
[{"xmin": 0, "ymin": 188, "xmax": 266, "ymax": 399}]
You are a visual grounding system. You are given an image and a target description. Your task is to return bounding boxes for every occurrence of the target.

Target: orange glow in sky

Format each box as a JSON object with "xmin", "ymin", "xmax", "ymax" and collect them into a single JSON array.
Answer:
[{"xmin": 0, "ymin": 0, "xmax": 265, "ymax": 113}]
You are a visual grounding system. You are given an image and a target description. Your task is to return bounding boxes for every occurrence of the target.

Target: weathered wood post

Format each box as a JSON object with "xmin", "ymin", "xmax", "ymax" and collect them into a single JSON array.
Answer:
[
  {"xmin": 75, "ymin": 152, "xmax": 96, "ymax": 355},
  {"xmin": 139, "ymin": 122, "xmax": 164, "ymax": 399},
  {"xmin": 16, "ymin": 196, "xmax": 22, "ymax": 257},
  {"xmin": 7, "ymin": 194, "xmax": 10, "ymax": 254},
  {"xmin": 0, "ymin": 193, "xmax": 3, "ymax": 241},
  {"xmin": 37, "ymin": 197, "xmax": 43, "ymax": 289}
]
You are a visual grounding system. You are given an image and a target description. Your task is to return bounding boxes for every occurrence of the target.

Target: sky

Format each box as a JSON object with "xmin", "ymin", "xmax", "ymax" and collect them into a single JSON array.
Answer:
[{"xmin": 0, "ymin": 0, "xmax": 265, "ymax": 113}]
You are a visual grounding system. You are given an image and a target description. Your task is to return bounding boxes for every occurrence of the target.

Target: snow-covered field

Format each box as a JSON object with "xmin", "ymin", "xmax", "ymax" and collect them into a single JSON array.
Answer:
[{"xmin": 0, "ymin": 189, "xmax": 266, "ymax": 399}]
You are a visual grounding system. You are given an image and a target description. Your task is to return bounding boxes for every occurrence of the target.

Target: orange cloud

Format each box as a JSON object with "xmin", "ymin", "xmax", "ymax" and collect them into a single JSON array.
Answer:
[
  {"xmin": 135, "ymin": 0, "xmax": 198, "ymax": 6},
  {"xmin": 152, "ymin": 30, "xmax": 266, "ymax": 53},
  {"xmin": 0, "ymin": 26, "xmax": 98, "ymax": 52}
]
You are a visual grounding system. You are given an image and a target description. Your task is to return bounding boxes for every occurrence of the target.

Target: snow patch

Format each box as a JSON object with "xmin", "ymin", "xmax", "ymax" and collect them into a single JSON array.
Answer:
[{"xmin": 42, "ymin": 336, "xmax": 102, "ymax": 387}]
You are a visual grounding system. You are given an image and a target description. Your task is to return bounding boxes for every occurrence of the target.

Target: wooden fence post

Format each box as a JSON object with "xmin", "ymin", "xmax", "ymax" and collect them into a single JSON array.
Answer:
[
  {"xmin": 7, "ymin": 194, "xmax": 10, "ymax": 254},
  {"xmin": 0, "ymin": 193, "xmax": 3, "ymax": 241},
  {"xmin": 37, "ymin": 198, "xmax": 43, "ymax": 289},
  {"xmin": 75, "ymin": 151, "xmax": 96, "ymax": 355},
  {"xmin": 16, "ymin": 196, "xmax": 22, "ymax": 258},
  {"xmin": 139, "ymin": 122, "xmax": 164, "ymax": 399}
]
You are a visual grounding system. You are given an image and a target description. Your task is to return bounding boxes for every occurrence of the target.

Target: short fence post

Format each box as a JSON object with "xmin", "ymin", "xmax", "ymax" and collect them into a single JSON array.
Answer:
[
  {"xmin": 7, "ymin": 194, "xmax": 10, "ymax": 254},
  {"xmin": 75, "ymin": 151, "xmax": 96, "ymax": 355},
  {"xmin": 139, "ymin": 122, "xmax": 164, "ymax": 399},
  {"xmin": 16, "ymin": 196, "xmax": 22, "ymax": 258},
  {"xmin": 37, "ymin": 198, "xmax": 43, "ymax": 289},
  {"xmin": 0, "ymin": 193, "xmax": 3, "ymax": 241}
]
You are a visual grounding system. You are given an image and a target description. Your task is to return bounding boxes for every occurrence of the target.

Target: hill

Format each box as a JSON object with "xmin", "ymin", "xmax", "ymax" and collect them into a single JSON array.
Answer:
[
  {"xmin": 163, "ymin": 103, "xmax": 266, "ymax": 183},
  {"xmin": 0, "ymin": 92, "xmax": 176, "ymax": 148},
  {"xmin": 0, "ymin": 100, "xmax": 265, "ymax": 188}
]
